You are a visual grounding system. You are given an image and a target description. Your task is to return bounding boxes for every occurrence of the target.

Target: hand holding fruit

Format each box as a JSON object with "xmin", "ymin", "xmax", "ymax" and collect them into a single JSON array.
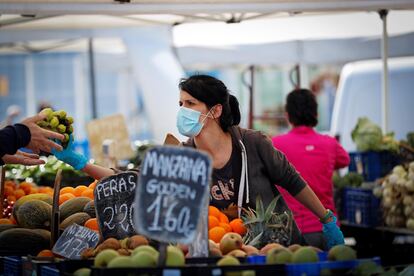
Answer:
[
  {"xmin": 20, "ymin": 112, "xmax": 64, "ymax": 154},
  {"xmin": 36, "ymin": 108, "xmax": 74, "ymax": 149}
]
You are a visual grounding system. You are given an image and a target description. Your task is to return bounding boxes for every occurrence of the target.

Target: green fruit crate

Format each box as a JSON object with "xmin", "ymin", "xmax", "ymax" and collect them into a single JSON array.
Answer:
[{"xmin": 285, "ymin": 257, "xmax": 381, "ymax": 276}]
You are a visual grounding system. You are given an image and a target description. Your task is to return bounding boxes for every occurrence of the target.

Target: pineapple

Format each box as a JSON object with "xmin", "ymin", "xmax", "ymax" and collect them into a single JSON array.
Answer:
[{"xmin": 241, "ymin": 195, "xmax": 293, "ymax": 248}]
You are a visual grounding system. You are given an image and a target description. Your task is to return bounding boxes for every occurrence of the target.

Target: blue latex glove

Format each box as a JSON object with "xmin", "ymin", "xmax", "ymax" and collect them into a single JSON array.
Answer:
[
  {"xmin": 322, "ymin": 212, "xmax": 345, "ymax": 249},
  {"xmin": 51, "ymin": 135, "xmax": 87, "ymax": 170}
]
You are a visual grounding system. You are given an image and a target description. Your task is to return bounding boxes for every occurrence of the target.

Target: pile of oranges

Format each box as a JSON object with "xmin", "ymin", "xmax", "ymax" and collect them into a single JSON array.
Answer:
[
  {"xmin": 208, "ymin": 206, "xmax": 247, "ymax": 243},
  {"xmin": 59, "ymin": 180, "xmax": 97, "ymax": 205},
  {"xmin": 3, "ymin": 180, "xmax": 53, "ymax": 203}
]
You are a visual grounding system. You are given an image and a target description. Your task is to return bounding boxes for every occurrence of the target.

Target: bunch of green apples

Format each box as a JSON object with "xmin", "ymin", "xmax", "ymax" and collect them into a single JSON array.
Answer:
[{"xmin": 38, "ymin": 108, "xmax": 74, "ymax": 149}]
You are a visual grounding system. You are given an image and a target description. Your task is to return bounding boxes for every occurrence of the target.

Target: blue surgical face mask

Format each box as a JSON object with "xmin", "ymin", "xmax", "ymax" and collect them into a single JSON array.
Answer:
[{"xmin": 176, "ymin": 106, "xmax": 213, "ymax": 137}]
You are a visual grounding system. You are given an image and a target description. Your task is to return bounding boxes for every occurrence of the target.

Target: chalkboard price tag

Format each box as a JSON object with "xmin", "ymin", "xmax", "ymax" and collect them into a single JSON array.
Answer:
[
  {"xmin": 134, "ymin": 146, "xmax": 212, "ymax": 244},
  {"xmin": 94, "ymin": 171, "xmax": 138, "ymax": 239},
  {"xmin": 52, "ymin": 224, "xmax": 99, "ymax": 259}
]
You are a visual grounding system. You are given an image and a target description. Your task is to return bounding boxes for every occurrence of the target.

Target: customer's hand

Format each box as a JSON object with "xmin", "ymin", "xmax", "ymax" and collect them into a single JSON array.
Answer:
[
  {"xmin": 1, "ymin": 151, "xmax": 45, "ymax": 166},
  {"xmin": 322, "ymin": 211, "xmax": 345, "ymax": 249},
  {"xmin": 52, "ymin": 135, "xmax": 87, "ymax": 170},
  {"xmin": 21, "ymin": 113, "xmax": 64, "ymax": 154}
]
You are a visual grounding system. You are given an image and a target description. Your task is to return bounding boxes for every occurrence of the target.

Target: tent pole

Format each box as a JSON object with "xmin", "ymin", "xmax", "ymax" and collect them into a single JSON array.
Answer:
[
  {"xmin": 379, "ymin": 9, "xmax": 389, "ymax": 134},
  {"xmin": 88, "ymin": 38, "xmax": 97, "ymax": 119},
  {"xmin": 248, "ymin": 65, "xmax": 255, "ymax": 129}
]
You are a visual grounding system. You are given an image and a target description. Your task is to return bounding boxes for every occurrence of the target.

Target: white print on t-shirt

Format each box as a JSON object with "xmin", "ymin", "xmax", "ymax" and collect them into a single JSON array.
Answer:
[
  {"xmin": 211, "ymin": 179, "xmax": 235, "ymax": 201},
  {"xmin": 305, "ymin": 145, "xmax": 315, "ymax": 151}
]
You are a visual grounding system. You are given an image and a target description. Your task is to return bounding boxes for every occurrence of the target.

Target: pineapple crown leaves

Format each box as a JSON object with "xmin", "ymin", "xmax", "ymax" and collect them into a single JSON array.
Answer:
[{"xmin": 241, "ymin": 195, "xmax": 294, "ymax": 248}]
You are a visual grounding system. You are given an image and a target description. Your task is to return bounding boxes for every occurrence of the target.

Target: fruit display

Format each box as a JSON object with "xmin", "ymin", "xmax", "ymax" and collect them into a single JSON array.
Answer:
[
  {"xmin": 377, "ymin": 162, "xmax": 414, "ymax": 229},
  {"xmin": 5, "ymin": 156, "xmax": 92, "ymax": 187},
  {"xmin": 38, "ymin": 108, "xmax": 74, "ymax": 149}
]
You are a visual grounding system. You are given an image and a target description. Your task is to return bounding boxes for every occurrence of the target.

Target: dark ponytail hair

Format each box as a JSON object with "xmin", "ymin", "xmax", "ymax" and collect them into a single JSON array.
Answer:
[
  {"xmin": 179, "ymin": 75, "xmax": 240, "ymax": 132},
  {"xmin": 285, "ymin": 88, "xmax": 318, "ymax": 127}
]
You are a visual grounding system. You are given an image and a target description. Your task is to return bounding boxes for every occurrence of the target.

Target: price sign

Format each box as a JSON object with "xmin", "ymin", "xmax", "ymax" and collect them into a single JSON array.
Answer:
[
  {"xmin": 134, "ymin": 146, "xmax": 212, "ymax": 244},
  {"xmin": 52, "ymin": 224, "xmax": 99, "ymax": 259},
  {"xmin": 94, "ymin": 172, "xmax": 138, "ymax": 239}
]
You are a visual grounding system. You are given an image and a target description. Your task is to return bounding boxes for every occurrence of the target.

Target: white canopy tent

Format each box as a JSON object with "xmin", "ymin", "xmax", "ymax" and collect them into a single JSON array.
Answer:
[{"xmin": 0, "ymin": 0, "xmax": 413, "ymax": 142}]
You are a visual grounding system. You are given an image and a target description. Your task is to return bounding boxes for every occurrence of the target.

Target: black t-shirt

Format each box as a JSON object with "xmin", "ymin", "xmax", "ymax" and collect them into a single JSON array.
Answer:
[{"xmin": 210, "ymin": 136, "xmax": 242, "ymax": 220}]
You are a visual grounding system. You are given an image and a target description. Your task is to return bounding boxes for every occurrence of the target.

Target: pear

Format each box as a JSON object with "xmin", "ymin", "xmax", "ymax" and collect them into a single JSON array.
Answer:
[
  {"xmin": 328, "ymin": 245, "xmax": 356, "ymax": 261},
  {"xmin": 166, "ymin": 245, "xmax": 185, "ymax": 266},
  {"xmin": 266, "ymin": 247, "xmax": 293, "ymax": 264},
  {"xmin": 94, "ymin": 249, "xmax": 119, "ymax": 267},
  {"xmin": 131, "ymin": 251, "xmax": 157, "ymax": 268},
  {"xmin": 209, "ymin": 248, "xmax": 223, "ymax": 257},
  {"xmin": 217, "ymin": 255, "xmax": 240, "ymax": 266},
  {"xmin": 219, "ymin": 232, "xmax": 243, "ymax": 255},
  {"xmin": 107, "ymin": 256, "xmax": 135, "ymax": 268},
  {"xmin": 73, "ymin": 268, "xmax": 91, "ymax": 276},
  {"xmin": 132, "ymin": 245, "xmax": 159, "ymax": 259},
  {"xmin": 292, "ymin": 246, "xmax": 319, "ymax": 264},
  {"xmin": 287, "ymin": 244, "xmax": 302, "ymax": 253}
]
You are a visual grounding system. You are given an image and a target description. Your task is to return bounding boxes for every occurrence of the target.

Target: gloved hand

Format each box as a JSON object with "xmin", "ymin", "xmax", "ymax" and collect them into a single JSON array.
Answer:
[
  {"xmin": 51, "ymin": 135, "xmax": 87, "ymax": 170},
  {"xmin": 322, "ymin": 210, "xmax": 345, "ymax": 249}
]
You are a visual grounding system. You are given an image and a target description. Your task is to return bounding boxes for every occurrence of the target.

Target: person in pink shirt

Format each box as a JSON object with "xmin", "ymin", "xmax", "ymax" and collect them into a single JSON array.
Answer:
[{"xmin": 272, "ymin": 88, "xmax": 350, "ymax": 250}]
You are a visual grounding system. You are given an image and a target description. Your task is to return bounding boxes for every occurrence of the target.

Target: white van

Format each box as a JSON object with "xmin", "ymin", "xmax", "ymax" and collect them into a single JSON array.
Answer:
[{"xmin": 330, "ymin": 57, "xmax": 414, "ymax": 152}]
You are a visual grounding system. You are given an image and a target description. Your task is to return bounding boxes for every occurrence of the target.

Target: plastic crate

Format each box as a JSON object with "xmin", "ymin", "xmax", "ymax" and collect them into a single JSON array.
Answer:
[
  {"xmin": 342, "ymin": 187, "xmax": 381, "ymax": 227},
  {"xmin": 286, "ymin": 257, "xmax": 381, "ymax": 276},
  {"xmin": 41, "ymin": 266, "xmax": 61, "ymax": 276},
  {"xmin": 21, "ymin": 256, "xmax": 57, "ymax": 276},
  {"xmin": 3, "ymin": 256, "xmax": 22, "ymax": 276},
  {"xmin": 348, "ymin": 151, "xmax": 400, "ymax": 181}
]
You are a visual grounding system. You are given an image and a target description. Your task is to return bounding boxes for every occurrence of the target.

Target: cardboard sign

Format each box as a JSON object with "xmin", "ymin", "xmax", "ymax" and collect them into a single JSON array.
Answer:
[
  {"xmin": 86, "ymin": 114, "xmax": 134, "ymax": 164},
  {"xmin": 134, "ymin": 146, "xmax": 212, "ymax": 244},
  {"xmin": 52, "ymin": 224, "xmax": 99, "ymax": 259},
  {"xmin": 94, "ymin": 171, "xmax": 138, "ymax": 239}
]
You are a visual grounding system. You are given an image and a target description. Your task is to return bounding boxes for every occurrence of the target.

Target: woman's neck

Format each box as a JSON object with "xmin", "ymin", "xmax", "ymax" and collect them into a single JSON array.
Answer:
[{"xmin": 194, "ymin": 125, "xmax": 232, "ymax": 165}]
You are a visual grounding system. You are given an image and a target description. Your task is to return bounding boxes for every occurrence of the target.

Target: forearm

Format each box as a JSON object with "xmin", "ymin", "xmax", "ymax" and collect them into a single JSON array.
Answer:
[
  {"xmin": 82, "ymin": 163, "xmax": 115, "ymax": 180},
  {"xmin": 294, "ymin": 185, "xmax": 327, "ymax": 219}
]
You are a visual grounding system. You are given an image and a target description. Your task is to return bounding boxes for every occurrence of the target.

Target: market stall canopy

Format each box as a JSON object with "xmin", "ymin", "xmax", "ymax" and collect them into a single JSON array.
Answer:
[
  {"xmin": 173, "ymin": 10, "xmax": 414, "ymax": 65},
  {"xmin": 1, "ymin": 0, "xmax": 414, "ymax": 15}
]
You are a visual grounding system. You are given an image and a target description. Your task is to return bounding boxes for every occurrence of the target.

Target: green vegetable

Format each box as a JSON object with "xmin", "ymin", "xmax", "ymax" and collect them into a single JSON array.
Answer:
[{"xmin": 351, "ymin": 117, "xmax": 383, "ymax": 152}]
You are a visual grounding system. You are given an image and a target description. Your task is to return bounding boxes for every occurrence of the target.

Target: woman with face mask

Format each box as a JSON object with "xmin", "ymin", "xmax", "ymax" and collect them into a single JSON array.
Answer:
[
  {"xmin": 52, "ymin": 74, "xmax": 344, "ymax": 249},
  {"xmin": 177, "ymin": 75, "xmax": 344, "ymax": 248}
]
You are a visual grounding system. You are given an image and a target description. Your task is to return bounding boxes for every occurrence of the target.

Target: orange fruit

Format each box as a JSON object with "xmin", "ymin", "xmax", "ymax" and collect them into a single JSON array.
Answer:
[
  {"xmin": 84, "ymin": 218, "xmax": 99, "ymax": 231},
  {"xmin": 208, "ymin": 216, "xmax": 220, "ymax": 230},
  {"xmin": 73, "ymin": 185, "xmax": 88, "ymax": 197},
  {"xmin": 59, "ymin": 193, "xmax": 75, "ymax": 205},
  {"xmin": 59, "ymin": 187, "xmax": 75, "ymax": 195},
  {"xmin": 4, "ymin": 186, "xmax": 15, "ymax": 197},
  {"xmin": 0, "ymin": 218, "xmax": 13, "ymax": 224},
  {"xmin": 81, "ymin": 188, "xmax": 94, "ymax": 200},
  {"xmin": 7, "ymin": 195, "xmax": 16, "ymax": 203},
  {"xmin": 88, "ymin": 180, "xmax": 97, "ymax": 190},
  {"xmin": 29, "ymin": 187, "xmax": 39, "ymax": 194},
  {"xmin": 209, "ymin": 226, "xmax": 227, "ymax": 243},
  {"xmin": 218, "ymin": 213, "xmax": 229, "ymax": 224},
  {"xmin": 19, "ymin": 182, "xmax": 32, "ymax": 194},
  {"xmin": 37, "ymin": 249, "xmax": 54, "ymax": 257},
  {"xmin": 219, "ymin": 223, "xmax": 232, "ymax": 233},
  {"xmin": 14, "ymin": 189, "xmax": 26, "ymax": 199},
  {"xmin": 229, "ymin": 218, "xmax": 247, "ymax": 236},
  {"xmin": 209, "ymin": 206, "xmax": 221, "ymax": 219},
  {"xmin": 5, "ymin": 180, "xmax": 16, "ymax": 189}
]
